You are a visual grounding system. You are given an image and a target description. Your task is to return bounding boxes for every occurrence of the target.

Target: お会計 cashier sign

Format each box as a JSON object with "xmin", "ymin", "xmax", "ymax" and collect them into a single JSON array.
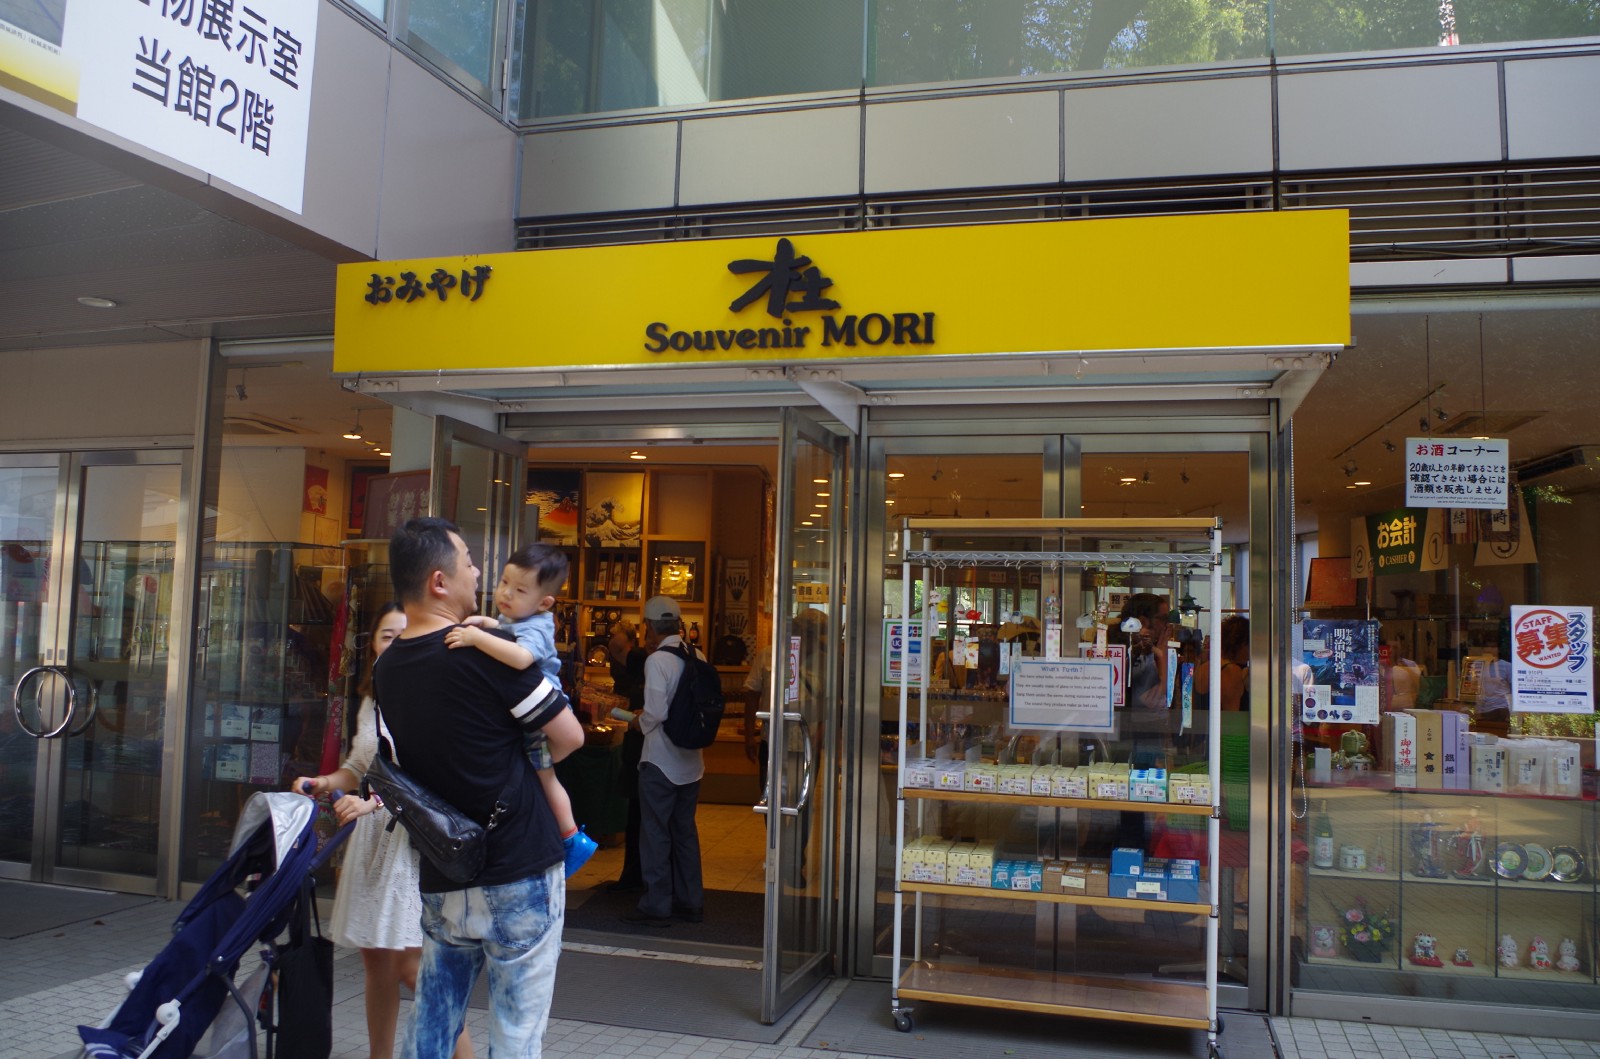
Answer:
[{"xmin": 333, "ymin": 210, "xmax": 1349, "ymax": 374}]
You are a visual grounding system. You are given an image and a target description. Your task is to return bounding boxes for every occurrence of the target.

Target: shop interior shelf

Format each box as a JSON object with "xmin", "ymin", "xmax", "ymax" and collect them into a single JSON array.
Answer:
[
  {"xmin": 897, "ymin": 961, "xmax": 1210, "ymax": 1028},
  {"xmin": 901, "ymin": 878, "xmax": 1210, "ymax": 915},
  {"xmin": 903, "ymin": 787, "xmax": 1214, "ymax": 816}
]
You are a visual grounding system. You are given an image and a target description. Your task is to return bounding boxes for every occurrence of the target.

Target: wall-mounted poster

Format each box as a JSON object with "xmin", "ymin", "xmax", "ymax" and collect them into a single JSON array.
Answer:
[
  {"xmin": 348, "ymin": 463, "xmax": 387, "ymax": 534},
  {"xmin": 362, "ymin": 468, "xmax": 460, "ymax": 537},
  {"xmin": 584, "ymin": 472, "xmax": 644, "ymax": 546},
  {"xmin": 1510, "ymin": 605, "xmax": 1593, "ymax": 715},
  {"xmin": 526, "ymin": 470, "xmax": 580, "ymax": 545},
  {"xmin": 1301, "ymin": 619, "xmax": 1381, "ymax": 724},
  {"xmin": 303, "ymin": 465, "xmax": 329, "ymax": 514}
]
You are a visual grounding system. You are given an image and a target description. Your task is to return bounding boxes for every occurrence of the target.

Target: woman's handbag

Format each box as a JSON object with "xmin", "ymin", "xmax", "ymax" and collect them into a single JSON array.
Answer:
[
  {"xmin": 274, "ymin": 877, "xmax": 335, "ymax": 1058},
  {"xmin": 362, "ymin": 706, "xmax": 512, "ymax": 886}
]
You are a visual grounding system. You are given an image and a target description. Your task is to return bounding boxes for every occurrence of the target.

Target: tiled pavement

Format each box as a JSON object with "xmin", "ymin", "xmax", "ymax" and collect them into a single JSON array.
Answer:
[{"xmin": 6, "ymin": 892, "xmax": 1600, "ymax": 1058}]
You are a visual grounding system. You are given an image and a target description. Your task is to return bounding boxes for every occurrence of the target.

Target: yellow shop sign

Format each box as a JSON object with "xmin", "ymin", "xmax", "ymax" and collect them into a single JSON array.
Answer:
[{"xmin": 334, "ymin": 210, "xmax": 1348, "ymax": 374}]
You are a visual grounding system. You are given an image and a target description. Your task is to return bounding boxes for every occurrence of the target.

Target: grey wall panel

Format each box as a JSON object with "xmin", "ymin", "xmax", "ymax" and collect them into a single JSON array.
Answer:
[
  {"xmin": 300, "ymin": 4, "xmax": 389, "ymax": 257},
  {"xmin": 1350, "ymin": 259, "xmax": 1509, "ymax": 288},
  {"xmin": 0, "ymin": 342, "xmax": 202, "ymax": 441},
  {"xmin": 376, "ymin": 59, "xmax": 517, "ymax": 258},
  {"xmin": 520, "ymin": 123, "xmax": 679, "ymax": 217},
  {"xmin": 1278, "ymin": 64, "xmax": 1502, "ymax": 171},
  {"xmin": 864, "ymin": 91, "xmax": 1059, "ymax": 194},
  {"xmin": 679, "ymin": 107, "xmax": 860, "ymax": 206},
  {"xmin": 1505, "ymin": 55, "xmax": 1600, "ymax": 160},
  {"xmin": 1063, "ymin": 76, "xmax": 1272, "ymax": 182}
]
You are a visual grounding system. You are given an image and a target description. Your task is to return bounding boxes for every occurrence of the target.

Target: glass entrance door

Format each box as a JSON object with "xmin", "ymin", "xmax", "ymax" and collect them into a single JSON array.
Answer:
[
  {"xmin": 433, "ymin": 417, "xmax": 527, "ymax": 617},
  {"xmin": 759, "ymin": 408, "xmax": 849, "ymax": 1023},
  {"xmin": 1, "ymin": 451, "xmax": 187, "ymax": 892}
]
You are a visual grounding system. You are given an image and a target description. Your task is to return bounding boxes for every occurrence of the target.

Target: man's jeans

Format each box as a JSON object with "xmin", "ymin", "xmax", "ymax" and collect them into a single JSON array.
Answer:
[{"xmin": 401, "ymin": 863, "xmax": 564, "ymax": 1058}]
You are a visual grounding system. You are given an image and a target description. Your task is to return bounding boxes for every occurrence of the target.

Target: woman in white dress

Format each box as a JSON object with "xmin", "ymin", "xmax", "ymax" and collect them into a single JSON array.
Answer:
[{"xmin": 294, "ymin": 604, "xmax": 472, "ymax": 1059}]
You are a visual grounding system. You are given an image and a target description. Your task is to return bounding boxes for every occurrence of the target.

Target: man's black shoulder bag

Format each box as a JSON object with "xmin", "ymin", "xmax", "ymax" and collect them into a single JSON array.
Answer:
[{"xmin": 361, "ymin": 705, "xmax": 514, "ymax": 886}]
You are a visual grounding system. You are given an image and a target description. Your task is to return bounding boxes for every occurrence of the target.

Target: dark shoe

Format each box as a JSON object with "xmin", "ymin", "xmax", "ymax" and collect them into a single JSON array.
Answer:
[
  {"xmin": 620, "ymin": 909, "xmax": 673, "ymax": 927},
  {"xmin": 600, "ymin": 877, "xmax": 643, "ymax": 894},
  {"xmin": 673, "ymin": 907, "xmax": 704, "ymax": 924}
]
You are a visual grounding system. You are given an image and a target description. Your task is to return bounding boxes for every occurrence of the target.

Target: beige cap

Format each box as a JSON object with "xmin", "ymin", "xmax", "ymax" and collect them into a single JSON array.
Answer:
[{"xmin": 643, "ymin": 595, "xmax": 682, "ymax": 622}]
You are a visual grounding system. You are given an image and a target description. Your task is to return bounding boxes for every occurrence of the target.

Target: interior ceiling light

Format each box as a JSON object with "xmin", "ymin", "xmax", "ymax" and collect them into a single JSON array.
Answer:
[
  {"xmin": 234, "ymin": 368, "xmax": 248, "ymax": 401},
  {"xmin": 1354, "ymin": 480, "xmax": 1372, "ymax": 486},
  {"xmin": 813, "ymin": 477, "xmax": 828, "ymax": 484},
  {"xmin": 888, "ymin": 472, "xmax": 905, "ymax": 479},
  {"xmin": 1343, "ymin": 460, "xmax": 1359, "ymax": 477},
  {"xmin": 1119, "ymin": 476, "xmax": 1137, "ymax": 484},
  {"xmin": 628, "ymin": 450, "xmax": 647, "ymax": 460},
  {"xmin": 342, "ymin": 409, "xmax": 364, "ymax": 440},
  {"xmin": 377, "ymin": 449, "xmax": 391, "ymax": 457},
  {"xmin": 1383, "ymin": 440, "xmax": 1396, "ymax": 452},
  {"xmin": 76, "ymin": 295, "xmax": 118, "ymax": 309}
]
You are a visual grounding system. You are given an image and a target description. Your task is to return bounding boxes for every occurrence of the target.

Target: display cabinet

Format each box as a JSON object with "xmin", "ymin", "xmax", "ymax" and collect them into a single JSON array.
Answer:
[
  {"xmin": 891, "ymin": 518, "xmax": 1226, "ymax": 1058},
  {"xmin": 1301, "ymin": 779, "xmax": 1600, "ymax": 1004},
  {"xmin": 184, "ymin": 542, "xmax": 339, "ymax": 875}
]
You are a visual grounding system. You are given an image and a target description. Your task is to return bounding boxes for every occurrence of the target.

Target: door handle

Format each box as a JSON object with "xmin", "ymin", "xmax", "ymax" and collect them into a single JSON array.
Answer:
[
  {"xmin": 781, "ymin": 714, "xmax": 815, "ymax": 817},
  {"xmin": 63, "ymin": 676, "xmax": 100, "ymax": 737},
  {"xmin": 12, "ymin": 665, "xmax": 78, "ymax": 739}
]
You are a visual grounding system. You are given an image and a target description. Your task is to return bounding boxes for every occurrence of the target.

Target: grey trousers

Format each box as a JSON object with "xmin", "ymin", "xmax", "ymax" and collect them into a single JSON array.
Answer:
[{"xmin": 637, "ymin": 761, "xmax": 705, "ymax": 919}]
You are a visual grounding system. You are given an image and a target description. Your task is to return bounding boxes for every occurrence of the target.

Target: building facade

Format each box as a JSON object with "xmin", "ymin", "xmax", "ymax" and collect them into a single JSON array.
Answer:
[{"xmin": 3, "ymin": 0, "xmax": 1599, "ymax": 1037}]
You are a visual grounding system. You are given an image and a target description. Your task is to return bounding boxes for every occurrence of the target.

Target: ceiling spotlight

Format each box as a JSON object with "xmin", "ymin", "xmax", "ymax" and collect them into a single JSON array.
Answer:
[
  {"xmin": 888, "ymin": 472, "xmax": 905, "ymax": 480},
  {"xmin": 628, "ymin": 450, "xmax": 647, "ymax": 460},
  {"xmin": 342, "ymin": 409, "xmax": 364, "ymax": 440},
  {"xmin": 1179, "ymin": 469, "xmax": 1191, "ymax": 485},
  {"xmin": 76, "ymin": 295, "xmax": 118, "ymax": 309},
  {"xmin": 1419, "ymin": 416, "xmax": 1431, "ymax": 432},
  {"xmin": 1119, "ymin": 476, "xmax": 1137, "ymax": 484},
  {"xmin": 1435, "ymin": 407, "xmax": 1450, "ymax": 421},
  {"xmin": 1382, "ymin": 439, "xmax": 1396, "ymax": 452},
  {"xmin": 233, "ymin": 368, "xmax": 248, "ymax": 401},
  {"xmin": 1354, "ymin": 480, "xmax": 1372, "ymax": 486},
  {"xmin": 1141, "ymin": 469, "xmax": 1150, "ymax": 484},
  {"xmin": 377, "ymin": 449, "xmax": 391, "ymax": 457},
  {"xmin": 1343, "ymin": 460, "xmax": 1359, "ymax": 477}
]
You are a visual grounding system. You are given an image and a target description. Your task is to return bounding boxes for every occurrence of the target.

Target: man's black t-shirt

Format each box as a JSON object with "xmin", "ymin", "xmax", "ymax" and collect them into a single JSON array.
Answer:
[{"xmin": 373, "ymin": 625, "xmax": 563, "ymax": 892}]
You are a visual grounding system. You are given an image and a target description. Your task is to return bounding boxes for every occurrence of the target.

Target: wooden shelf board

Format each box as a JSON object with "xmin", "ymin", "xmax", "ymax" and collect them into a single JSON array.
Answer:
[
  {"xmin": 1308, "ymin": 867, "xmax": 1593, "ymax": 891},
  {"xmin": 902, "ymin": 880, "xmax": 1210, "ymax": 916},
  {"xmin": 897, "ymin": 961, "xmax": 1210, "ymax": 1028},
  {"xmin": 904, "ymin": 787, "xmax": 1213, "ymax": 816}
]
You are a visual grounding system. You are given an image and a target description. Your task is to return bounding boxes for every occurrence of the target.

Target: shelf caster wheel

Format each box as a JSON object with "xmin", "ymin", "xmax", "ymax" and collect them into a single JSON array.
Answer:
[
  {"xmin": 893, "ymin": 1010, "xmax": 914, "ymax": 1033},
  {"xmin": 1208, "ymin": 1039, "xmax": 1225, "ymax": 1059}
]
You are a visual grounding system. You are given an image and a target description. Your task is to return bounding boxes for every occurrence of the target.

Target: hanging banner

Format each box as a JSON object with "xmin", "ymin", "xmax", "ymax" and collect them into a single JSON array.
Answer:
[
  {"xmin": 1301, "ymin": 619, "xmax": 1382, "ymax": 724},
  {"xmin": 1356, "ymin": 508, "xmax": 1448, "ymax": 577},
  {"xmin": 1475, "ymin": 491, "xmax": 1539, "ymax": 567},
  {"xmin": 1510, "ymin": 605, "xmax": 1594, "ymax": 715},
  {"xmin": 1405, "ymin": 437, "xmax": 1510, "ymax": 509},
  {"xmin": 882, "ymin": 619, "xmax": 925, "ymax": 686}
]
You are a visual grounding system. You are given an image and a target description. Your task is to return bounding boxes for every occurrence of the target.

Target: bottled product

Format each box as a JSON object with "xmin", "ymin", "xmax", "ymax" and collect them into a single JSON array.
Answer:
[{"xmin": 1313, "ymin": 799, "xmax": 1336, "ymax": 869}]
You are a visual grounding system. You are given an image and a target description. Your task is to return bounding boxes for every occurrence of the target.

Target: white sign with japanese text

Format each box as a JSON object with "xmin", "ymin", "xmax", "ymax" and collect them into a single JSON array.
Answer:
[
  {"xmin": 1009, "ymin": 659, "xmax": 1115, "ymax": 732},
  {"xmin": 63, "ymin": 0, "xmax": 318, "ymax": 213},
  {"xmin": 1510, "ymin": 605, "xmax": 1594, "ymax": 715},
  {"xmin": 1404, "ymin": 437, "xmax": 1509, "ymax": 510}
]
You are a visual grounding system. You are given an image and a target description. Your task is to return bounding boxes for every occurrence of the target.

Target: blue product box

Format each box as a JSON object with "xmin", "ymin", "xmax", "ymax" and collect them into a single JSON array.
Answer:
[
  {"xmin": 992, "ymin": 860, "xmax": 1012, "ymax": 889},
  {"xmin": 1110, "ymin": 847, "xmax": 1145, "ymax": 877}
]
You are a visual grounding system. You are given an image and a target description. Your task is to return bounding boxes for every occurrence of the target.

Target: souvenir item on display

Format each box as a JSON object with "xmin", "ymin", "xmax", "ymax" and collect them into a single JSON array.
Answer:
[
  {"xmin": 1339, "ymin": 845, "xmax": 1367, "ymax": 872},
  {"xmin": 1558, "ymin": 938, "xmax": 1582, "ymax": 973},
  {"xmin": 1452, "ymin": 948, "xmax": 1474, "ymax": 968},
  {"xmin": 1409, "ymin": 932, "xmax": 1443, "ymax": 967},
  {"xmin": 1550, "ymin": 845, "xmax": 1587, "ymax": 883},
  {"xmin": 1335, "ymin": 898, "xmax": 1393, "ymax": 962},
  {"xmin": 1313, "ymin": 801, "xmax": 1336, "ymax": 869},
  {"xmin": 1310, "ymin": 924, "xmax": 1340, "ymax": 959},
  {"xmin": 1493, "ymin": 842, "xmax": 1528, "ymax": 880},
  {"xmin": 1333, "ymin": 729, "xmax": 1377, "ymax": 776},
  {"xmin": 1369, "ymin": 843, "xmax": 1389, "ymax": 875},
  {"xmin": 1452, "ymin": 807, "xmax": 1487, "ymax": 879},
  {"xmin": 1522, "ymin": 843, "xmax": 1553, "ymax": 881},
  {"xmin": 1499, "ymin": 934, "xmax": 1519, "ymax": 969},
  {"xmin": 1529, "ymin": 936, "xmax": 1553, "ymax": 970},
  {"xmin": 1410, "ymin": 812, "xmax": 1447, "ymax": 879}
]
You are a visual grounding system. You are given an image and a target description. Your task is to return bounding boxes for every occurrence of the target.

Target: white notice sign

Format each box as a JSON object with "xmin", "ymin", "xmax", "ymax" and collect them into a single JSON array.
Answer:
[
  {"xmin": 1009, "ymin": 659, "xmax": 1115, "ymax": 732},
  {"xmin": 1510, "ymin": 605, "xmax": 1594, "ymax": 715},
  {"xmin": 63, "ymin": 0, "xmax": 319, "ymax": 213},
  {"xmin": 1404, "ymin": 437, "xmax": 1509, "ymax": 509}
]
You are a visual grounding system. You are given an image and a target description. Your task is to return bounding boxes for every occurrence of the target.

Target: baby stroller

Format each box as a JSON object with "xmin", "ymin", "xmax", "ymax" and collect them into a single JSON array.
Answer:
[{"xmin": 79, "ymin": 791, "xmax": 352, "ymax": 1059}]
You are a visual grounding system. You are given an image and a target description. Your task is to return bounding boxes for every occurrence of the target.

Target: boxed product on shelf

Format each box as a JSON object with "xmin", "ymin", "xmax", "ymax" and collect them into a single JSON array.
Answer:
[
  {"xmin": 1166, "ymin": 859, "xmax": 1203, "ymax": 903},
  {"xmin": 1381, "ymin": 711, "xmax": 1418, "ymax": 787},
  {"xmin": 1502, "ymin": 737, "xmax": 1583, "ymax": 797},
  {"xmin": 1405, "ymin": 709, "xmax": 1445, "ymax": 789},
  {"xmin": 1052, "ymin": 766, "xmax": 1089, "ymax": 799},
  {"xmin": 996, "ymin": 764, "xmax": 1034, "ymax": 795},
  {"xmin": 902, "ymin": 758, "xmax": 937, "ymax": 789},
  {"xmin": 1030, "ymin": 765, "xmax": 1057, "ymax": 796},
  {"xmin": 1010, "ymin": 859, "xmax": 1044, "ymax": 892},
  {"xmin": 1090, "ymin": 762, "xmax": 1130, "ymax": 800},
  {"xmin": 1471, "ymin": 739, "xmax": 1507, "ymax": 793},
  {"xmin": 1054, "ymin": 859, "xmax": 1111, "ymax": 897},
  {"xmin": 969, "ymin": 842, "xmax": 995, "ymax": 882},
  {"xmin": 1111, "ymin": 847, "xmax": 1145, "ymax": 876},
  {"xmin": 946, "ymin": 842, "xmax": 976, "ymax": 885},
  {"xmin": 1131, "ymin": 767, "xmax": 1169, "ymax": 802},
  {"xmin": 962, "ymin": 762, "xmax": 999, "ymax": 792},
  {"xmin": 934, "ymin": 760, "xmax": 967, "ymax": 790},
  {"xmin": 1169, "ymin": 772, "xmax": 1212, "ymax": 805}
]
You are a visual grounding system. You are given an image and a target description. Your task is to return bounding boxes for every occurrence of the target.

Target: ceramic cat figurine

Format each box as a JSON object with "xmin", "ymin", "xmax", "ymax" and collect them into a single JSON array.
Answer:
[{"xmin": 1557, "ymin": 937, "xmax": 1581, "ymax": 973}]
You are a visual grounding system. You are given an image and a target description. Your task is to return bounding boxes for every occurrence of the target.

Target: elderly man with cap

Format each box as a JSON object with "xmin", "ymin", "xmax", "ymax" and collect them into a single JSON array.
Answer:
[{"xmin": 623, "ymin": 595, "xmax": 708, "ymax": 926}]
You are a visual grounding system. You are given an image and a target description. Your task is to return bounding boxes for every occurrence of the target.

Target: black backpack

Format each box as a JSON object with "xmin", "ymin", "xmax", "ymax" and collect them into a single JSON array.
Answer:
[{"xmin": 661, "ymin": 642, "xmax": 725, "ymax": 749}]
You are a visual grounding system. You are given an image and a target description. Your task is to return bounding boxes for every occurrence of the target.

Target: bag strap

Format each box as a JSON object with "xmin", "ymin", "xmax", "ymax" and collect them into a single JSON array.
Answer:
[{"xmin": 373, "ymin": 698, "xmax": 519, "ymax": 831}]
